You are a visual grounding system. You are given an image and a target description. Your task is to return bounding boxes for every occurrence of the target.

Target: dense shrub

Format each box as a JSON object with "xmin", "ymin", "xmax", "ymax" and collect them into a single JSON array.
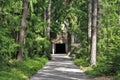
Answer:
[
  {"xmin": 74, "ymin": 58, "xmax": 89, "ymax": 67},
  {"xmin": 0, "ymin": 57, "xmax": 48, "ymax": 80}
]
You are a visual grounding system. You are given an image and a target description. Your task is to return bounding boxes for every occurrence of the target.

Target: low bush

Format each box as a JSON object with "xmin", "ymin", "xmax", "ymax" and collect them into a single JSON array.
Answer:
[
  {"xmin": 74, "ymin": 58, "xmax": 89, "ymax": 67},
  {"xmin": 85, "ymin": 63, "xmax": 120, "ymax": 79},
  {"xmin": 0, "ymin": 57, "xmax": 48, "ymax": 80},
  {"xmin": 113, "ymin": 76, "xmax": 120, "ymax": 80}
]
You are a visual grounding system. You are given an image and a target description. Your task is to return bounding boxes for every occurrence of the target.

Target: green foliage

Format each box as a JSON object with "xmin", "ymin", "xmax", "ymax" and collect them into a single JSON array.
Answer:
[
  {"xmin": 86, "ymin": 0, "xmax": 120, "ymax": 77},
  {"xmin": 113, "ymin": 76, "xmax": 120, "ymax": 80},
  {"xmin": 0, "ymin": 2, "xmax": 51, "ymax": 79},
  {"xmin": 0, "ymin": 0, "xmax": 22, "ymax": 62},
  {"xmin": 74, "ymin": 58, "xmax": 89, "ymax": 67},
  {"xmin": 86, "ymin": 63, "xmax": 114, "ymax": 76},
  {"xmin": 1, "ymin": 0, "xmax": 120, "ymax": 78},
  {"xmin": 69, "ymin": 0, "xmax": 120, "ymax": 78},
  {"xmin": 0, "ymin": 27, "xmax": 20, "ymax": 62},
  {"xmin": 96, "ymin": 0, "xmax": 120, "ymax": 76},
  {"xmin": 0, "ymin": 57, "xmax": 48, "ymax": 80}
]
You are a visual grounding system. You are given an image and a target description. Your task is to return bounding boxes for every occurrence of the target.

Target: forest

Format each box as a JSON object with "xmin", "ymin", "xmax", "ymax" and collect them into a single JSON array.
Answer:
[{"xmin": 0, "ymin": 0, "xmax": 120, "ymax": 80}]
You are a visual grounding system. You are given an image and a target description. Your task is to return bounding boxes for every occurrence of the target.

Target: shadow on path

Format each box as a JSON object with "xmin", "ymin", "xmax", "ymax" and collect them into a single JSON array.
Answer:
[{"xmin": 30, "ymin": 54, "xmax": 91, "ymax": 80}]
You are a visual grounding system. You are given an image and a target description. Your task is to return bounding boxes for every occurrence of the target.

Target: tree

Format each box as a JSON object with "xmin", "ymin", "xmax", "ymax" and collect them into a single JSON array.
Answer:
[
  {"xmin": 88, "ymin": 0, "xmax": 92, "ymax": 41},
  {"xmin": 118, "ymin": 0, "xmax": 120, "ymax": 25},
  {"xmin": 17, "ymin": 0, "xmax": 29, "ymax": 60},
  {"xmin": 44, "ymin": 8, "xmax": 47, "ymax": 24},
  {"xmin": 90, "ymin": 0, "xmax": 98, "ymax": 66},
  {"xmin": 88, "ymin": 0, "xmax": 92, "ymax": 54},
  {"xmin": 46, "ymin": 0, "xmax": 51, "ymax": 37}
]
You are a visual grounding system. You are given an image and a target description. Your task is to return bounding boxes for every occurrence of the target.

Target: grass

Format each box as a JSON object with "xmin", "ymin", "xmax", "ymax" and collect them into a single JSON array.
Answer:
[{"xmin": 0, "ymin": 57, "xmax": 48, "ymax": 80}]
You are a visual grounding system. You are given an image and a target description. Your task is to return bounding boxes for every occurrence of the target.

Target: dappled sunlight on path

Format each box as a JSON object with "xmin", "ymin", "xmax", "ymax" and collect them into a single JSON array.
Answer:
[{"xmin": 30, "ymin": 54, "xmax": 91, "ymax": 80}]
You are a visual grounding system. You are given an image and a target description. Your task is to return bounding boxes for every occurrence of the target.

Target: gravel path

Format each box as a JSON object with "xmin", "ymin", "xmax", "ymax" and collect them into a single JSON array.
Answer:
[{"xmin": 30, "ymin": 54, "xmax": 91, "ymax": 80}]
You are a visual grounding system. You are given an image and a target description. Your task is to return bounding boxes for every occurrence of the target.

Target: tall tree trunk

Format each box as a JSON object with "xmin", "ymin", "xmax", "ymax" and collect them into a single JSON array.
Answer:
[
  {"xmin": 47, "ymin": 0, "xmax": 51, "ymax": 37},
  {"xmin": 118, "ymin": 0, "xmax": 120, "ymax": 25},
  {"xmin": 70, "ymin": 0, "xmax": 74, "ymax": 7},
  {"xmin": 90, "ymin": 0, "xmax": 98, "ymax": 66},
  {"xmin": 97, "ymin": 0, "xmax": 102, "ymax": 30},
  {"xmin": 17, "ymin": 0, "xmax": 29, "ymax": 60},
  {"xmin": 97, "ymin": 0, "xmax": 102, "ymax": 55},
  {"xmin": 42, "ymin": 8, "xmax": 47, "ymax": 54},
  {"xmin": 88, "ymin": 0, "xmax": 92, "ymax": 54},
  {"xmin": 64, "ymin": 0, "xmax": 67, "ymax": 7},
  {"xmin": 43, "ymin": 8, "xmax": 47, "ymax": 35},
  {"xmin": 44, "ymin": 9, "xmax": 47, "ymax": 23},
  {"xmin": 46, "ymin": 0, "xmax": 51, "ymax": 53}
]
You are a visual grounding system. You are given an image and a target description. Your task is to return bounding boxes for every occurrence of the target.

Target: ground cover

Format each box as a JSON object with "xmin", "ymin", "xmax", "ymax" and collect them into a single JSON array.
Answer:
[{"xmin": 0, "ymin": 57, "xmax": 48, "ymax": 80}]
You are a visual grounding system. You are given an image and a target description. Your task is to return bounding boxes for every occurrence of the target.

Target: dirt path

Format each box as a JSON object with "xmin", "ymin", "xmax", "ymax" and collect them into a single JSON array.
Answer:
[{"xmin": 30, "ymin": 54, "xmax": 91, "ymax": 80}]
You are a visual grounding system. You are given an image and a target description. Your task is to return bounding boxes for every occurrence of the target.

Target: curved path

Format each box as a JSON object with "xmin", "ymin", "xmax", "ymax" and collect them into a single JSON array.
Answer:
[{"xmin": 30, "ymin": 54, "xmax": 91, "ymax": 80}]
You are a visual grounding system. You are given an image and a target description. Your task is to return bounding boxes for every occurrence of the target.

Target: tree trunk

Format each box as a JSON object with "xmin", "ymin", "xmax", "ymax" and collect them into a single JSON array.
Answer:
[
  {"xmin": 44, "ymin": 9, "xmax": 47, "ymax": 23},
  {"xmin": 47, "ymin": 0, "xmax": 51, "ymax": 37},
  {"xmin": 71, "ymin": 33, "xmax": 74, "ymax": 44},
  {"xmin": 67, "ymin": 32, "xmax": 71, "ymax": 52},
  {"xmin": 64, "ymin": 0, "xmax": 67, "ymax": 7},
  {"xmin": 97, "ymin": 0, "xmax": 102, "ymax": 30},
  {"xmin": 90, "ymin": 0, "xmax": 98, "ymax": 66},
  {"xmin": 88, "ymin": 0, "xmax": 92, "ymax": 42},
  {"xmin": 70, "ymin": 0, "xmax": 74, "ymax": 7},
  {"xmin": 118, "ymin": 0, "xmax": 120, "ymax": 25},
  {"xmin": 17, "ymin": 0, "xmax": 29, "ymax": 60},
  {"xmin": 43, "ymin": 8, "xmax": 47, "ymax": 36},
  {"xmin": 88, "ymin": 0, "xmax": 92, "ymax": 54},
  {"xmin": 97, "ymin": 0, "xmax": 102, "ymax": 56}
]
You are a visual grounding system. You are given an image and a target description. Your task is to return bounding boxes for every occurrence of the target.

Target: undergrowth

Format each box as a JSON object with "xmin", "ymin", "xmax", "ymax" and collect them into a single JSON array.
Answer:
[
  {"xmin": 74, "ymin": 58, "xmax": 89, "ymax": 67},
  {"xmin": 0, "ymin": 57, "xmax": 48, "ymax": 80}
]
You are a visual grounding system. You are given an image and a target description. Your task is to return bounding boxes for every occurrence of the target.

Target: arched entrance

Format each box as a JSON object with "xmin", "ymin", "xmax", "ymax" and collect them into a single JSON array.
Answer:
[{"xmin": 55, "ymin": 43, "xmax": 66, "ymax": 53}]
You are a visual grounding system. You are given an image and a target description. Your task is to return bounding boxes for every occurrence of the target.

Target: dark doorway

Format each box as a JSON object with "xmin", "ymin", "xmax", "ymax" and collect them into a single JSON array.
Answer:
[{"xmin": 55, "ymin": 43, "xmax": 66, "ymax": 53}]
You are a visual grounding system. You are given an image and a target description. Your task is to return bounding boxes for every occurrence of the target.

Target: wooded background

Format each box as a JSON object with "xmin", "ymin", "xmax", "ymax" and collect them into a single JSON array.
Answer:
[{"xmin": 0, "ymin": 0, "xmax": 120, "ymax": 77}]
